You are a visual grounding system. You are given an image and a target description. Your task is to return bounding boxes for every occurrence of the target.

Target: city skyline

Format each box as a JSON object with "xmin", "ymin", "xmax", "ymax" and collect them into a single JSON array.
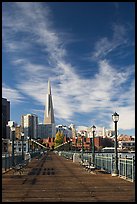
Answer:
[{"xmin": 2, "ymin": 2, "xmax": 135, "ymax": 135}]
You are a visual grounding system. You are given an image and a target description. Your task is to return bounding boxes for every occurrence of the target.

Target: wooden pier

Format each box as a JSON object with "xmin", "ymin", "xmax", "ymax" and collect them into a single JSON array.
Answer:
[{"xmin": 2, "ymin": 151, "xmax": 135, "ymax": 202}]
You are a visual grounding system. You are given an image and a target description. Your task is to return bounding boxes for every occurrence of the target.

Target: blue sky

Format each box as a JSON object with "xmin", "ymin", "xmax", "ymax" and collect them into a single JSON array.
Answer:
[{"xmin": 2, "ymin": 2, "xmax": 135, "ymax": 135}]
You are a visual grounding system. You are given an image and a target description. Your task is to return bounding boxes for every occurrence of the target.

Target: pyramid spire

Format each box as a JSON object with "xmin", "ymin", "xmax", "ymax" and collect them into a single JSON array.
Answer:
[
  {"xmin": 44, "ymin": 80, "xmax": 55, "ymax": 124},
  {"xmin": 48, "ymin": 79, "xmax": 51, "ymax": 95}
]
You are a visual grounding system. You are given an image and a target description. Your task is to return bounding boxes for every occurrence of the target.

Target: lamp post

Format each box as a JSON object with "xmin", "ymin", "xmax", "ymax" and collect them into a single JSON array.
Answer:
[
  {"xmin": 112, "ymin": 112, "xmax": 119, "ymax": 176},
  {"xmin": 21, "ymin": 132, "xmax": 24, "ymax": 161},
  {"xmin": 28, "ymin": 135, "xmax": 31, "ymax": 152},
  {"xmin": 11, "ymin": 125, "xmax": 16, "ymax": 167},
  {"xmin": 27, "ymin": 136, "xmax": 30, "ymax": 153},
  {"xmin": 75, "ymin": 136, "xmax": 77, "ymax": 152},
  {"xmin": 91, "ymin": 125, "xmax": 96, "ymax": 167},
  {"xmin": 81, "ymin": 135, "xmax": 84, "ymax": 162},
  {"xmin": 89, "ymin": 135, "xmax": 92, "ymax": 152}
]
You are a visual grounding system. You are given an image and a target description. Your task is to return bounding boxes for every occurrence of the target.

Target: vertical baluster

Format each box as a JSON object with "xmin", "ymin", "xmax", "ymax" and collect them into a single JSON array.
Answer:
[
  {"xmin": 106, "ymin": 154, "xmax": 108, "ymax": 172},
  {"xmin": 119, "ymin": 155, "xmax": 121, "ymax": 177},
  {"xmin": 132, "ymin": 156, "xmax": 135, "ymax": 182},
  {"xmin": 111, "ymin": 155, "xmax": 113, "ymax": 174},
  {"xmin": 125, "ymin": 155, "xmax": 127, "ymax": 179}
]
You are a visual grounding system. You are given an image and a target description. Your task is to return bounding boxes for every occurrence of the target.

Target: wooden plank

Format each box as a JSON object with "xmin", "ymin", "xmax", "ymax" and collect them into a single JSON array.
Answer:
[{"xmin": 2, "ymin": 151, "xmax": 135, "ymax": 202}]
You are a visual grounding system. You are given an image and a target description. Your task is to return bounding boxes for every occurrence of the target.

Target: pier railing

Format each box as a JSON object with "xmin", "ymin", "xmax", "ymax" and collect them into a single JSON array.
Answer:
[
  {"xmin": 118, "ymin": 155, "xmax": 135, "ymax": 182},
  {"xmin": 58, "ymin": 151, "xmax": 135, "ymax": 182},
  {"xmin": 2, "ymin": 151, "xmax": 41, "ymax": 173}
]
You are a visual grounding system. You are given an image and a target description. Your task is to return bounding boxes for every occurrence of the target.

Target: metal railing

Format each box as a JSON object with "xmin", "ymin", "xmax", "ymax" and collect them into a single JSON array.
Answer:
[
  {"xmin": 95, "ymin": 154, "xmax": 113, "ymax": 173},
  {"xmin": 58, "ymin": 151, "xmax": 73, "ymax": 160},
  {"xmin": 57, "ymin": 151, "xmax": 135, "ymax": 182},
  {"xmin": 2, "ymin": 154, "xmax": 23, "ymax": 173},
  {"xmin": 119, "ymin": 155, "xmax": 135, "ymax": 182},
  {"xmin": 2, "ymin": 151, "xmax": 41, "ymax": 173}
]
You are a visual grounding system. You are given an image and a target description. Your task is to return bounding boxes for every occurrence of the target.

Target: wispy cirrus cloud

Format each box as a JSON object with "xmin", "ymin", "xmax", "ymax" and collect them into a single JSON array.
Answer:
[
  {"xmin": 14, "ymin": 58, "xmax": 134, "ymax": 130},
  {"xmin": 91, "ymin": 23, "xmax": 131, "ymax": 61},
  {"xmin": 2, "ymin": 83, "xmax": 25, "ymax": 104},
  {"xmin": 2, "ymin": 2, "xmax": 135, "ymax": 132}
]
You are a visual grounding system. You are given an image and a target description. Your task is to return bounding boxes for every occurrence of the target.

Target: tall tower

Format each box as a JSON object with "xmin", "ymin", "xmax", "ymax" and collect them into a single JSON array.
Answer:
[
  {"xmin": 44, "ymin": 80, "xmax": 55, "ymax": 125},
  {"xmin": 43, "ymin": 80, "xmax": 55, "ymax": 138}
]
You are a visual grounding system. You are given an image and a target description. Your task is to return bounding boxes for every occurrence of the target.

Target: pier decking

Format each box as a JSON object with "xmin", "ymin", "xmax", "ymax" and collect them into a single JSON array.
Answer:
[{"xmin": 2, "ymin": 151, "xmax": 135, "ymax": 202}]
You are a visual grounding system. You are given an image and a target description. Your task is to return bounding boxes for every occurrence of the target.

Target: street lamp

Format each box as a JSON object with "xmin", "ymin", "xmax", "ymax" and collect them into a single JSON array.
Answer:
[
  {"xmin": 75, "ymin": 136, "xmax": 77, "ymax": 152},
  {"xmin": 27, "ymin": 136, "xmax": 30, "ymax": 153},
  {"xmin": 11, "ymin": 124, "xmax": 16, "ymax": 167},
  {"xmin": 89, "ymin": 134, "xmax": 92, "ymax": 152},
  {"xmin": 91, "ymin": 125, "xmax": 96, "ymax": 167},
  {"xmin": 21, "ymin": 132, "xmax": 24, "ymax": 161},
  {"xmin": 81, "ymin": 135, "xmax": 84, "ymax": 162},
  {"xmin": 112, "ymin": 112, "xmax": 119, "ymax": 176}
]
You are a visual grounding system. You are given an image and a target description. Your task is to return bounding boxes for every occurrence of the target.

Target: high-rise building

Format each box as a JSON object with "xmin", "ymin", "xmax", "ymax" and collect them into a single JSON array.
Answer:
[
  {"xmin": 43, "ymin": 80, "xmax": 55, "ymax": 138},
  {"xmin": 21, "ymin": 114, "xmax": 38, "ymax": 139},
  {"xmin": 37, "ymin": 124, "xmax": 47, "ymax": 139},
  {"xmin": 2, "ymin": 98, "xmax": 10, "ymax": 139},
  {"xmin": 44, "ymin": 80, "xmax": 55, "ymax": 124}
]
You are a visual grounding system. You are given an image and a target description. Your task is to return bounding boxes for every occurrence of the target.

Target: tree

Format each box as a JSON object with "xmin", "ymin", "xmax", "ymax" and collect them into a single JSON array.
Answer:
[{"xmin": 54, "ymin": 131, "xmax": 64, "ymax": 147}]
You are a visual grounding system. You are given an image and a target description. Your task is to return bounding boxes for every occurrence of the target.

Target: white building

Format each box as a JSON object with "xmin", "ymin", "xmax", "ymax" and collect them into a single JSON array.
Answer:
[
  {"xmin": 69, "ymin": 124, "xmax": 77, "ymax": 138},
  {"xmin": 6, "ymin": 121, "xmax": 18, "ymax": 140},
  {"xmin": 21, "ymin": 114, "xmax": 38, "ymax": 139},
  {"xmin": 13, "ymin": 139, "xmax": 29, "ymax": 154},
  {"xmin": 56, "ymin": 125, "xmax": 72, "ymax": 138},
  {"xmin": 77, "ymin": 130, "xmax": 88, "ymax": 137},
  {"xmin": 87, "ymin": 126, "xmax": 115, "ymax": 138},
  {"xmin": 118, "ymin": 141, "xmax": 135, "ymax": 150},
  {"xmin": 2, "ymin": 139, "xmax": 29, "ymax": 155}
]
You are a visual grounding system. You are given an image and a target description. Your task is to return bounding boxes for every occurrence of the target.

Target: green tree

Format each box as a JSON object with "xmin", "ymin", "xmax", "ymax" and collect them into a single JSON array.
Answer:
[{"xmin": 55, "ymin": 131, "xmax": 64, "ymax": 147}]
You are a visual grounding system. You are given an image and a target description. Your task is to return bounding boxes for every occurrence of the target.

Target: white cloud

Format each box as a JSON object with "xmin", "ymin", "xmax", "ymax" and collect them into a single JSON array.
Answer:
[
  {"xmin": 77, "ymin": 126, "xmax": 88, "ymax": 131},
  {"xmin": 117, "ymin": 107, "xmax": 135, "ymax": 130},
  {"xmin": 2, "ymin": 2, "xmax": 135, "ymax": 132},
  {"xmin": 91, "ymin": 24, "xmax": 128, "ymax": 60},
  {"xmin": 110, "ymin": 78, "xmax": 135, "ymax": 130},
  {"xmin": 14, "ymin": 57, "xmax": 134, "ymax": 132},
  {"xmin": 2, "ymin": 84, "xmax": 25, "ymax": 104}
]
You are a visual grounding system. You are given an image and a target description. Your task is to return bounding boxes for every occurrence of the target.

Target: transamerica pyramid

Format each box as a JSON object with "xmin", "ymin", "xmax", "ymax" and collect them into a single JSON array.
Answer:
[{"xmin": 44, "ymin": 80, "xmax": 55, "ymax": 124}]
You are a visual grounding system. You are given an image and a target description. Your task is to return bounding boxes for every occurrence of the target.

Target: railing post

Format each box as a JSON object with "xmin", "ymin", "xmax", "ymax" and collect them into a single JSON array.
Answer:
[
  {"xmin": 95, "ymin": 155, "xmax": 97, "ymax": 168},
  {"xmin": 8, "ymin": 154, "xmax": 10, "ymax": 169},
  {"xmin": 119, "ymin": 155, "xmax": 121, "ymax": 177},
  {"xmin": 106, "ymin": 154, "xmax": 108, "ymax": 172},
  {"xmin": 132, "ymin": 156, "xmax": 135, "ymax": 182},
  {"xmin": 5, "ymin": 154, "xmax": 7, "ymax": 172},
  {"xmin": 125, "ymin": 155, "xmax": 127, "ymax": 179},
  {"xmin": 101, "ymin": 154, "xmax": 103, "ymax": 169},
  {"xmin": 111, "ymin": 155, "xmax": 113, "ymax": 174},
  {"xmin": 12, "ymin": 131, "xmax": 15, "ymax": 167},
  {"xmin": 95, "ymin": 154, "xmax": 96, "ymax": 167}
]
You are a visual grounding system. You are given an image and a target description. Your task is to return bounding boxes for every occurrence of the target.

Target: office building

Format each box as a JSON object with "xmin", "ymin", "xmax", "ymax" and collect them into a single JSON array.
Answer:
[
  {"xmin": 56, "ymin": 125, "xmax": 72, "ymax": 138},
  {"xmin": 21, "ymin": 114, "xmax": 38, "ymax": 139},
  {"xmin": 2, "ymin": 98, "xmax": 10, "ymax": 139}
]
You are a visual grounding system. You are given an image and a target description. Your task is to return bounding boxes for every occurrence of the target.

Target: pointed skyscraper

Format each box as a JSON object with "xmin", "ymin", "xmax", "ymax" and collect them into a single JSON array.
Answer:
[{"xmin": 44, "ymin": 80, "xmax": 55, "ymax": 125}]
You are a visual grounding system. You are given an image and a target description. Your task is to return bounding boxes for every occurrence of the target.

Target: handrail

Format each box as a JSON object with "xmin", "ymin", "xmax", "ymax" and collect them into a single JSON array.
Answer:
[
  {"xmin": 30, "ymin": 139, "xmax": 47, "ymax": 149},
  {"xmin": 54, "ymin": 140, "xmax": 72, "ymax": 149}
]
